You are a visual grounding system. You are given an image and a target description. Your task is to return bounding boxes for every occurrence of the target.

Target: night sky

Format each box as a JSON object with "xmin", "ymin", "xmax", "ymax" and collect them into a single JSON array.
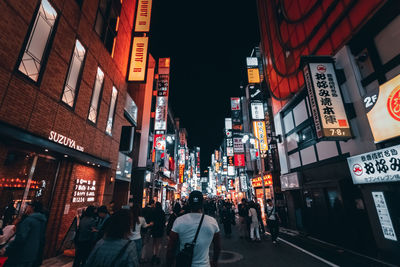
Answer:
[{"xmin": 149, "ymin": 1, "xmax": 260, "ymax": 172}]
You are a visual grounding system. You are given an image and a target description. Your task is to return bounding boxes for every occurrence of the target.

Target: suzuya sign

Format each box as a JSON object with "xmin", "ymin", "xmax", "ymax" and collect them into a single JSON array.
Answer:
[
  {"xmin": 302, "ymin": 56, "xmax": 351, "ymax": 140},
  {"xmin": 347, "ymin": 144, "xmax": 400, "ymax": 185},
  {"xmin": 49, "ymin": 131, "xmax": 84, "ymax": 152}
]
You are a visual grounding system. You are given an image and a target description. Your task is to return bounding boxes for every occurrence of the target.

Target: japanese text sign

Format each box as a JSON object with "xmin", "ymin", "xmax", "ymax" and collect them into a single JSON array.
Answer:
[
  {"xmin": 134, "ymin": 0, "xmax": 152, "ymax": 32},
  {"xmin": 233, "ymin": 138, "xmax": 245, "ymax": 153},
  {"xmin": 253, "ymin": 121, "xmax": 268, "ymax": 154},
  {"xmin": 365, "ymin": 73, "xmax": 400, "ymax": 143},
  {"xmin": 234, "ymin": 154, "xmax": 245, "ymax": 167},
  {"xmin": 251, "ymin": 174, "xmax": 273, "ymax": 188},
  {"xmin": 372, "ymin": 192, "xmax": 397, "ymax": 241},
  {"xmin": 251, "ymin": 102, "xmax": 264, "ymax": 120},
  {"xmin": 303, "ymin": 59, "xmax": 351, "ymax": 139},
  {"xmin": 347, "ymin": 144, "xmax": 400, "ymax": 184},
  {"xmin": 231, "ymin": 97, "xmax": 241, "ymax": 110}
]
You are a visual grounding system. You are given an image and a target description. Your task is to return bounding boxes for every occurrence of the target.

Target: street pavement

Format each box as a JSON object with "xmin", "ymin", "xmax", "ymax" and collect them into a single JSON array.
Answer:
[{"xmin": 42, "ymin": 215, "xmax": 396, "ymax": 267}]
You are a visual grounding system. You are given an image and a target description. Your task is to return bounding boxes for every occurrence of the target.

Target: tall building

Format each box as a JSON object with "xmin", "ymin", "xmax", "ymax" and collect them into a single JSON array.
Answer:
[
  {"xmin": 0, "ymin": 0, "xmax": 142, "ymax": 257},
  {"xmin": 257, "ymin": 0, "xmax": 400, "ymax": 260}
]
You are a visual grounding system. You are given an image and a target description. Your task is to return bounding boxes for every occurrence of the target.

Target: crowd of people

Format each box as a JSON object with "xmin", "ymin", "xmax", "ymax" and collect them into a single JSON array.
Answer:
[{"xmin": 0, "ymin": 194, "xmax": 280, "ymax": 267}]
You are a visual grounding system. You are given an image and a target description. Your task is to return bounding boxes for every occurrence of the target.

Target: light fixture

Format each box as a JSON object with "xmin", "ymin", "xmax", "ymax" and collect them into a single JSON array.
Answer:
[
  {"xmin": 87, "ymin": 161, "xmax": 90, "ymax": 164},
  {"xmin": 64, "ymin": 155, "xmax": 68, "ymax": 158},
  {"xmin": 44, "ymin": 149, "xmax": 49, "ymax": 152}
]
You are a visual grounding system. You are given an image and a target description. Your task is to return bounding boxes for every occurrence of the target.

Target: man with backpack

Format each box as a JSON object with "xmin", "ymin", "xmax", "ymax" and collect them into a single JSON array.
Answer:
[
  {"xmin": 166, "ymin": 191, "xmax": 221, "ymax": 267},
  {"xmin": 265, "ymin": 199, "xmax": 280, "ymax": 244}
]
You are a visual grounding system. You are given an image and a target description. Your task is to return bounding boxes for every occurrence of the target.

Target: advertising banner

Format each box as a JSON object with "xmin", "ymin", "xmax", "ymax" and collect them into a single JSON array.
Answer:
[
  {"xmin": 251, "ymin": 174, "xmax": 273, "ymax": 188},
  {"xmin": 247, "ymin": 68, "xmax": 260, "ymax": 83},
  {"xmin": 251, "ymin": 102, "xmax": 265, "ymax": 120},
  {"xmin": 249, "ymin": 84, "xmax": 263, "ymax": 100},
  {"xmin": 303, "ymin": 58, "xmax": 351, "ymax": 139},
  {"xmin": 240, "ymin": 173, "xmax": 248, "ymax": 191},
  {"xmin": 365, "ymin": 73, "xmax": 400, "ymax": 142},
  {"xmin": 253, "ymin": 121, "xmax": 268, "ymax": 155},
  {"xmin": 154, "ymin": 96, "xmax": 167, "ymax": 130},
  {"xmin": 128, "ymin": 37, "xmax": 149, "ymax": 82},
  {"xmin": 372, "ymin": 192, "xmax": 397, "ymax": 241},
  {"xmin": 227, "ymin": 178, "xmax": 235, "ymax": 190},
  {"xmin": 233, "ymin": 138, "xmax": 244, "ymax": 153},
  {"xmin": 134, "ymin": 0, "xmax": 153, "ymax": 32},
  {"xmin": 153, "ymin": 134, "xmax": 165, "ymax": 151},
  {"xmin": 231, "ymin": 97, "xmax": 241, "ymax": 110},
  {"xmin": 225, "ymin": 118, "xmax": 232, "ymax": 130},
  {"xmin": 234, "ymin": 154, "xmax": 245, "ymax": 167},
  {"xmin": 347, "ymin": 144, "xmax": 400, "ymax": 185}
]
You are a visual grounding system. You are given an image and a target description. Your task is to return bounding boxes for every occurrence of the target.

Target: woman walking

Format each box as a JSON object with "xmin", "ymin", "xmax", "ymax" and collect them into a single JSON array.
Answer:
[
  {"xmin": 85, "ymin": 209, "xmax": 138, "ymax": 266},
  {"xmin": 129, "ymin": 204, "xmax": 152, "ymax": 263},
  {"xmin": 150, "ymin": 202, "xmax": 165, "ymax": 264},
  {"xmin": 248, "ymin": 201, "xmax": 261, "ymax": 242}
]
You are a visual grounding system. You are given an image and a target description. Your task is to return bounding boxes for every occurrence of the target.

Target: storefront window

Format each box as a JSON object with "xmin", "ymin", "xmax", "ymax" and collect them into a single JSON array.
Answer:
[{"xmin": 0, "ymin": 145, "xmax": 59, "ymax": 219}]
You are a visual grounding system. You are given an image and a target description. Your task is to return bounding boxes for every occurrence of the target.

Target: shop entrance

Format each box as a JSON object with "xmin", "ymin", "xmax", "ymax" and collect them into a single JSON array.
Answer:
[{"xmin": 0, "ymin": 144, "xmax": 59, "ymax": 224}]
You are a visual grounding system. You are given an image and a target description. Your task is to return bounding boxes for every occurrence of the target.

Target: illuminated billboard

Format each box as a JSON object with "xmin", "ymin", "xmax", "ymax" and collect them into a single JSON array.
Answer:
[
  {"xmin": 365, "ymin": 73, "xmax": 400, "ymax": 142},
  {"xmin": 128, "ymin": 37, "xmax": 148, "ymax": 82},
  {"xmin": 134, "ymin": 0, "xmax": 153, "ymax": 32},
  {"xmin": 253, "ymin": 121, "xmax": 268, "ymax": 155}
]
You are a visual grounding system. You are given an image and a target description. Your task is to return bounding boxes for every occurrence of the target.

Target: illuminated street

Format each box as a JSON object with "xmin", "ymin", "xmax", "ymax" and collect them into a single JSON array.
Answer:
[{"xmin": 0, "ymin": 0, "xmax": 400, "ymax": 267}]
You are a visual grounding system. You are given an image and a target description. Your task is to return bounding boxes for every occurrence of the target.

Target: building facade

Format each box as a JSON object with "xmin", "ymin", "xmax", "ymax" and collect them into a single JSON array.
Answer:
[
  {"xmin": 257, "ymin": 0, "xmax": 400, "ymax": 261},
  {"xmin": 0, "ymin": 0, "xmax": 138, "ymax": 257}
]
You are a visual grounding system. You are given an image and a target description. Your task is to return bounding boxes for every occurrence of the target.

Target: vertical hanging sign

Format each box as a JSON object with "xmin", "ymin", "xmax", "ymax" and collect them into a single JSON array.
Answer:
[
  {"xmin": 302, "ymin": 56, "xmax": 351, "ymax": 140},
  {"xmin": 134, "ymin": 0, "xmax": 153, "ymax": 32},
  {"xmin": 154, "ymin": 58, "xmax": 170, "ymax": 131},
  {"xmin": 128, "ymin": 37, "xmax": 149, "ymax": 82}
]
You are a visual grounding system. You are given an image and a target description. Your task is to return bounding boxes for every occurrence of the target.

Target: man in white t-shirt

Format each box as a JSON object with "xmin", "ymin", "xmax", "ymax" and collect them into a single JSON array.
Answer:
[{"xmin": 166, "ymin": 191, "xmax": 221, "ymax": 267}]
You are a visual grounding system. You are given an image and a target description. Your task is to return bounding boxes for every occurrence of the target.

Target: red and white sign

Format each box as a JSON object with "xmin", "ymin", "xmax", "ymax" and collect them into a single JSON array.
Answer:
[
  {"xmin": 231, "ymin": 97, "xmax": 241, "ymax": 110},
  {"xmin": 234, "ymin": 154, "xmax": 245, "ymax": 167},
  {"xmin": 154, "ymin": 134, "xmax": 165, "ymax": 151}
]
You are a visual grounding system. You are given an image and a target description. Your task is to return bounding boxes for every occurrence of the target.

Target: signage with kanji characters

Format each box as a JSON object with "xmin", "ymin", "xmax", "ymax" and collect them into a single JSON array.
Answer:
[
  {"xmin": 231, "ymin": 97, "xmax": 241, "ymax": 110},
  {"xmin": 247, "ymin": 68, "xmax": 260, "ymax": 83},
  {"xmin": 253, "ymin": 121, "xmax": 268, "ymax": 156},
  {"xmin": 251, "ymin": 102, "xmax": 264, "ymax": 120},
  {"xmin": 251, "ymin": 174, "xmax": 273, "ymax": 188},
  {"xmin": 240, "ymin": 173, "xmax": 248, "ymax": 191},
  {"xmin": 302, "ymin": 58, "xmax": 351, "ymax": 140},
  {"xmin": 347, "ymin": 144, "xmax": 400, "ymax": 184},
  {"xmin": 233, "ymin": 138, "xmax": 244, "ymax": 153},
  {"xmin": 372, "ymin": 192, "xmax": 397, "ymax": 241},
  {"xmin": 234, "ymin": 154, "xmax": 245, "ymax": 167},
  {"xmin": 365, "ymin": 73, "xmax": 400, "ymax": 143}
]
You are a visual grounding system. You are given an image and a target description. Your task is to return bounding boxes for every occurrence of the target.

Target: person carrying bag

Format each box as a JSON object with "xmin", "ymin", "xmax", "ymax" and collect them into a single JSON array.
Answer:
[{"xmin": 175, "ymin": 213, "xmax": 204, "ymax": 267}]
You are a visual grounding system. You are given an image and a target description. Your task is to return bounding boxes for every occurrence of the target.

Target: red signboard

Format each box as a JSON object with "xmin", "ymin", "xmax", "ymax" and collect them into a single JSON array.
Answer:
[
  {"xmin": 251, "ymin": 174, "xmax": 273, "ymax": 188},
  {"xmin": 234, "ymin": 154, "xmax": 245, "ymax": 167}
]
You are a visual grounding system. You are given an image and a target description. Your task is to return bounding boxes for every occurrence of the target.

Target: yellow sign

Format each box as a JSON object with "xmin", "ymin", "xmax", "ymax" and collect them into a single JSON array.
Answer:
[
  {"xmin": 247, "ymin": 68, "xmax": 260, "ymax": 83},
  {"xmin": 128, "ymin": 37, "xmax": 148, "ymax": 82},
  {"xmin": 366, "ymin": 73, "xmax": 400, "ymax": 142},
  {"xmin": 135, "ymin": 0, "xmax": 152, "ymax": 32},
  {"xmin": 253, "ymin": 121, "xmax": 268, "ymax": 153}
]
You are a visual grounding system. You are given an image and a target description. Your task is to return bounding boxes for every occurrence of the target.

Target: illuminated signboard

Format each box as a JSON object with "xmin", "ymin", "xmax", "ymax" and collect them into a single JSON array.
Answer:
[
  {"xmin": 49, "ymin": 131, "xmax": 84, "ymax": 152},
  {"xmin": 365, "ymin": 73, "xmax": 400, "ymax": 142},
  {"xmin": 247, "ymin": 68, "xmax": 260, "ymax": 84},
  {"xmin": 227, "ymin": 178, "xmax": 235, "ymax": 190},
  {"xmin": 233, "ymin": 138, "xmax": 244, "ymax": 153},
  {"xmin": 347, "ymin": 144, "xmax": 400, "ymax": 185},
  {"xmin": 251, "ymin": 102, "xmax": 264, "ymax": 120},
  {"xmin": 225, "ymin": 118, "xmax": 232, "ymax": 130},
  {"xmin": 240, "ymin": 173, "xmax": 248, "ymax": 191},
  {"xmin": 154, "ymin": 134, "xmax": 165, "ymax": 151},
  {"xmin": 134, "ymin": 0, "xmax": 153, "ymax": 32},
  {"xmin": 302, "ymin": 57, "xmax": 351, "ymax": 139},
  {"xmin": 234, "ymin": 154, "xmax": 245, "ymax": 167},
  {"xmin": 128, "ymin": 37, "xmax": 149, "ymax": 82},
  {"xmin": 230, "ymin": 97, "xmax": 241, "ymax": 110},
  {"xmin": 251, "ymin": 174, "xmax": 273, "ymax": 188},
  {"xmin": 72, "ymin": 179, "xmax": 96, "ymax": 203},
  {"xmin": 154, "ymin": 96, "xmax": 167, "ymax": 130},
  {"xmin": 253, "ymin": 121, "xmax": 268, "ymax": 155}
]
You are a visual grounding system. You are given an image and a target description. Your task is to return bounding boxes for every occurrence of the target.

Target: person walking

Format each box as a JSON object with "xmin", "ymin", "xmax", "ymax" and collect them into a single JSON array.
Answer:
[
  {"xmin": 95, "ymin": 205, "xmax": 110, "ymax": 241},
  {"xmin": 265, "ymin": 199, "xmax": 280, "ymax": 243},
  {"xmin": 248, "ymin": 201, "xmax": 260, "ymax": 242},
  {"xmin": 85, "ymin": 209, "xmax": 138, "ymax": 267},
  {"xmin": 73, "ymin": 205, "xmax": 97, "ymax": 267},
  {"xmin": 128, "ymin": 204, "xmax": 152, "ymax": 264},
  {"xmin": 3, "ymin": 201, "xmax": 47, "ymax": 267},
  {"xmin": 166, "ymin": 203, "xmax": 181, "ymax": 236},
  {"xmin": 220, "ymin": 202, "xmax": 234, "ymax": 238},
  {"xmin": 166, "ymin": 191, "xmax": 221, "ymax": 267},
  {"xmin": 255, "ymin": 201, "xmax": 265, "ymax": 234},
  {"xmin": 150, "ymin": 202, "xmax": 165, "ymax": 265},
  {"xmin": 237, "ymin": 198, "xmax": 248, "ymax": 239}
]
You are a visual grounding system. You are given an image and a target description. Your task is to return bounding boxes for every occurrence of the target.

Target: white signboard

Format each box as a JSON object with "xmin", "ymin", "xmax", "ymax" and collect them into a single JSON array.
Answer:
[
  {"xmin": 347, "ymin": 144, "xmax": 400, "ymax": 184},
  {"xmin": 246, "ymin": 57, "xmax": 258, "ymax": 67},
  {"xmin": 154, "ymin": 96, "xmax": 167, "ymax": 130},
  {"xmin": 303, "ymin": 61, "xmax": 351, "ymax": 139},
  {"xmin": 251, "ymin": 102, "xmax": 265, "ymax": 120},
  {"xmin": 225, "ymin": 118, "xmax": 232, "ymax": 130},
  {"xmin": 372, "ymin": 192, "xmax": 397, "ymax": 241},
  {"xmin": 49, "ymin": 131, "xmax": 84, "ymax": 152},
  {"xmin": 281, "ymin": 172, "xmax": 300, "ymax": 191},
  {"xmin": 233, "ymin": 138, "xmax": 245, "ymax": 153},
  {"xmin": 227, "ymin": 147, "xmax": 234, "ymax": 157},
  {"xmin": 228, "ymin": 166, "xmax": 235, "ymax": 176},
  {"xmin": 240, "ymin": 173, "xmax": 248, "ymax": 191}
]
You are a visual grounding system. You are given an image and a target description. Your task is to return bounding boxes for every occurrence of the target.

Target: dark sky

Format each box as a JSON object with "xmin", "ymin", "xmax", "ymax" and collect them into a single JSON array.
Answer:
[{"xmin": 149, "ymin": 1, "xmax": 260, "ymax": 172}]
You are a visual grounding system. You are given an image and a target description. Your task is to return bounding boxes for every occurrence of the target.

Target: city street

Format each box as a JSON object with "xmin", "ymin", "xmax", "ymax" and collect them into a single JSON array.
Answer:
[{"xmin": 42, "ymin": 217, "xmax": 395, "ymax": 267}]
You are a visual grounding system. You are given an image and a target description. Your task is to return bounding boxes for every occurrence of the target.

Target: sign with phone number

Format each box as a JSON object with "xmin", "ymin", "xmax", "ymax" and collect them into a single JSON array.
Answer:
[{"xmin": 347, "ymin": 144, "xmax": 400, "ymax": 184}]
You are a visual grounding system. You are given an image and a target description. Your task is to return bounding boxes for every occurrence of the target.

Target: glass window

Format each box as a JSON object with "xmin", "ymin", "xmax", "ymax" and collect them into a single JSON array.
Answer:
[
  {"xmin": 106, "ymin": 86, "xmax": 118, "ymax": 135},
  {"xmin": 283, "ymin": 112, "xmax": 294, "ymax": 133},
  {"xmin": 17, "ymin": 0, "xmax": 58, "ymax": 82},
  {"xmin": 124, "ymin": 94, "xmax": 138, "ymax": 125},
  {"xmin": 374, "ymin": 15, "xmax": 400, "ymax": 64},
  {"xmin": 94, "ymin": 0, "xmax": 121, "ymax": 54},
  {"xmin": 293, "ymin": 99, "xmax": 308, "ymax": 126},
  {"xmin": 61, "ymin": 40, "xmax": 86, "ymax": 107},
  {"xmin": 88, "ymin": 67, "xmax": 105, "ymax": 124}
]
